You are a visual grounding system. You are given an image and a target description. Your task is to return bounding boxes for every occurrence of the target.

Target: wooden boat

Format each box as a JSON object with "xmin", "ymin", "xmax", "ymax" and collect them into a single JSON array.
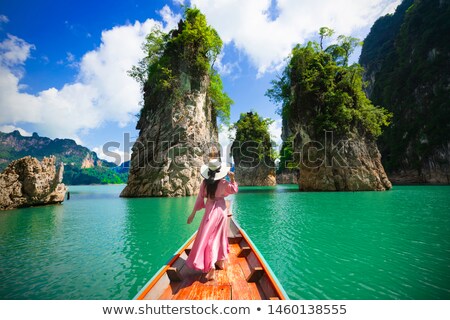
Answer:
[{"xmin": 134, "ymin": 215, "xmax": 288, "ymax": 300}]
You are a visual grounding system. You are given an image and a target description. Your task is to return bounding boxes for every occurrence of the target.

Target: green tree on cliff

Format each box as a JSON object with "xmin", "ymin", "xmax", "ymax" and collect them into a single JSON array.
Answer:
[
  {"xmin": 267, "ymin": 29, "xmax": 391, "ymax": 139},
  {"xmin": 129, "ymin": 7, "xmax": 233, "ymax": 124},
  {"xmin": 231, "ymin": 111, "xmax": 276, "ymax": 166}
]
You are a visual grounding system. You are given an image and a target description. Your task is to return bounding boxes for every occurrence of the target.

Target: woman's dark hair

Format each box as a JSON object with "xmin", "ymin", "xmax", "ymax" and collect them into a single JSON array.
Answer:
[
  {"xmin": 205, "ymin": 179, "xmax": 220, "ymax": 199},
  {"xmin": 205, "ymin": 168, "xmax": 221, "ymax": 199}
]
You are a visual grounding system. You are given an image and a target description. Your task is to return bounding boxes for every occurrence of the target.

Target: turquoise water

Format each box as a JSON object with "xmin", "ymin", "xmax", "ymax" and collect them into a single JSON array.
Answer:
[{"xmin": 0, "ymin": 185, "xmax": 449, "ymax": 299}]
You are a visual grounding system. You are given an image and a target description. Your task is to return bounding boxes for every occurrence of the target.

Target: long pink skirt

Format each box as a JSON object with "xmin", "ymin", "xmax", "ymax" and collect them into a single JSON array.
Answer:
[{"xmin": 185, "ymin": 197, "xmax": 229, "ymax": 273}]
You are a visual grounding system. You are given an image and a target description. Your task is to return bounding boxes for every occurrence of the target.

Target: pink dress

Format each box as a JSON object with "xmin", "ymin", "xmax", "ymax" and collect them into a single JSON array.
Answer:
[{"xmin": 185, "ymin": 179, "xmax": 239, "ymax": 273}]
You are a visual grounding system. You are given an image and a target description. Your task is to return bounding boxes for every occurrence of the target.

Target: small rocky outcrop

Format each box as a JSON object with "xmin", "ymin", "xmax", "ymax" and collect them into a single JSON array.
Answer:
[
  {"xmin": 0, "ymin": 156, "xmax": 67, "ymax": 210},
  {"xmin": 231, "ymin": 112, "xmax": 276, "ymax": 186},
  {"xmin": 267, "ymin": 36, "xmax": 393, "ymax": 191}
]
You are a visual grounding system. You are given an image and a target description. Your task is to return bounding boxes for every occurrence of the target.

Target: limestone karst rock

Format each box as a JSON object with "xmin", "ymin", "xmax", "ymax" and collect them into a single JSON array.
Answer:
[{"xmin": 0, "ymin": 156, "xmax": 67, "ymax": 210}]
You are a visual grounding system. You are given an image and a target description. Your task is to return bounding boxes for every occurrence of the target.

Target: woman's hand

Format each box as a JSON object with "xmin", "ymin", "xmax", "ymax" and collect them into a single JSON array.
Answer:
[
  {"xmin": 187, "ymin": 212, "xmax": 195, "ymax": 224},
  {"xmin": 227, "ymin": 171, "xmax": 235, "ymax": 182}
]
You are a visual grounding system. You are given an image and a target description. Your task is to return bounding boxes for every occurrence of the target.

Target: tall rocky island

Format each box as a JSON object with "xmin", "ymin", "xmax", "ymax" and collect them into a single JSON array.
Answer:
[
  {"xmin": 267, "ymin": 32, "xmax": 392, "ymax": 191},
  {"xmin": 121, "ymin": 8, "xmax": 232, "ymax": 197},
  {"xmin": 360, "ymin": 0, "xmax": 450, "ymax": 184},
  {"xmin": 231, "ymin": 112, "xmax": 276, "ymax": 186},
  {"xmin": 0, "ymin": 156, "xmax": 67, "ymax": 210}
]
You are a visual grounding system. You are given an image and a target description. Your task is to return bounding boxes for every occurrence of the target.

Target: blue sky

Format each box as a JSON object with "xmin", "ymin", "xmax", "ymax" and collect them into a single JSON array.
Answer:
[{"xmin": 0, "ymin": 0, "xmax": 401, "ymax": 164}]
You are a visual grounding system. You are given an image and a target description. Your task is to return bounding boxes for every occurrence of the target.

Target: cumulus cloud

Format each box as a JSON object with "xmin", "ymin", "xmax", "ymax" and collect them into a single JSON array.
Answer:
[
  {"xmin": 214, "ymin": 52, "xmax": 241, "ymax": 77},
  {"xmin": 0, "ymin": 17, "xmax": 165, "ymax": 141},
  {"xmin": 191, "ymin": 0, "xmax": 401, "ymax": 75},
  {"xmin": 0, "ymin": 34, "xmax": 35, "ymax": 68},
  {"xmin": 159, "ymin": 5, "xmax": 183, "ymax": 31}
]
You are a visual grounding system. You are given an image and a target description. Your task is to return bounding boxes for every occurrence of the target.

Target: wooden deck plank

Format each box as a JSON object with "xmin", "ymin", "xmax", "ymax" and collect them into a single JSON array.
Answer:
[
  {"xmin": 172, "ymin": 276, "xmax": 201, "ymax": 300},
  {"xmin": 229, "ymin": 243, "xmax": 264, "ymax": 300},
  {"xmin": 188, "ymin": 284, "xmax": 232, "ymax": 300},
  {"xmin": 171, "ymin": 267, "xmax": 203, "ymax": 300}
]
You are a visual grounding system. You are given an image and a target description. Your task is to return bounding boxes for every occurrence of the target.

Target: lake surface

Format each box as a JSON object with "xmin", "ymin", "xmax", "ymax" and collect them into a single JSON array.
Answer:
[{"xmin": 1, "ymin": 184, "xmax": 449, "ymax": 299}]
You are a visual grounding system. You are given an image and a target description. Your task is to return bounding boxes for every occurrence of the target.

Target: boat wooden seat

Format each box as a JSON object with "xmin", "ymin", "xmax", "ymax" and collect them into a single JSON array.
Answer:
[
  {"xmin": 166, "ymin": 252, "xmax": 188, "ymax": 282},
  {"xmin": 228, "ymin": 218, "xmax": 243, "ymax": 244},
  {"xmin": 237, "ymin": 246, "xmax": 251, "ymax": 257},
  {"xmin": 247, "ymin": 267, "xmax": 264, "ymax": 282}
]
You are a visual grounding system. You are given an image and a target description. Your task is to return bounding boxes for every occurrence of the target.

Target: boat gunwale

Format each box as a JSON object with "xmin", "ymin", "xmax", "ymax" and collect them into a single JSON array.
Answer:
[{"xmin": 134, "ymin": 232, "xmax": 197, "ymax": 300}]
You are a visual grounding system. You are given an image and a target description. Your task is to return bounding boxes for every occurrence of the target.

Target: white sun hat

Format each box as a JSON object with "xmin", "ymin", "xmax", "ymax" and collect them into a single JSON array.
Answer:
[{"xmin": 200, "ymin": 158, "xmax": 230, "ymax": 181}]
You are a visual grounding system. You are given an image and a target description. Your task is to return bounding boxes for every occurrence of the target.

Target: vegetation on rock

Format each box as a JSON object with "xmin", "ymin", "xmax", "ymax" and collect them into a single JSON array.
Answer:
[
  {"xmin": 266, "ymin": 31, "xmax": 391, "ymax": 139},
  {"xmin": 231, "ymin": 111, "xmax": 276, "ymax": 164},
  {"xmin": 129, "ymin": 7, "xmax": 233, "ymax": 125}
]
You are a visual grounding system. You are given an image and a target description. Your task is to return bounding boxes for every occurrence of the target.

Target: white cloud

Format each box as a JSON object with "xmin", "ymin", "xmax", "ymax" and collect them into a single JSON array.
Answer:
[
  {"xmin": 191, "ymin": 0, "xmax": 402, "ymax": 75},
  {"xmin": 214, "ymin": 52, "xmax": 240, "ymax": 77},
  {"xmin": 0, "ymin": 15, "xmax": 9, "ymax": 24},
  {"xmin": 380, "ymin": 0, "xmax": 402, "ymax": 16},
  {"xmin": 0, "ymin": 124, "xmax": 32, "ymax": 136},
  {"xmin": 92, "ymin": 145, "xmax": 130, "ymax": 165},
  {"xmin": 0, "ymin": 18, "xmax": 163, "ymax": 141},
  {"xmin": 0, "ymin": 34, "xmax": 35, "ymax": 68},
  {"xmin": 218, "ymin": 125, "xmax": 235, "ymax": 163},
  {"xmin": 173, "ymin": 0, "xmax": 185, "ymax": 6},
  {"xmin": 268, "ymin": 118, "xmax": 282, "ymax": 147},
  {"xmin": 159, "ymin": 5, "xmax": 183, "ymax": 31}
]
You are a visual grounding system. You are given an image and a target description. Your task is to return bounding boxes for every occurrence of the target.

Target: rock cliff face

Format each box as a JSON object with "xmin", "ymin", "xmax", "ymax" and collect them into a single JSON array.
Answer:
[
  {"xmin": 0, "ymin": 156, "xmax": 67, "ymax": 210},
  {"xmin": 231, "ymin": 149, "xmax": 277, "ymax": 186},
  {"xmin": 120, "ymin": 74, "xmax": 218, "ymax": 197},
  {"xmin": 360, "ymin": 0, "xmax": 450, "ymax": 184},
  {"xmin": 294, "ymin": 129, "xmax": 391, "ymax": 191},
  {"xmin": 121, "ymin": 9, "xmax": 231, "ymax": 197},
  {"xmin": 276, "ymin": 169, "xmax": 299, "ymax": 184},
  {"xmin": 233, "ymin": 163, "xmax": 276, "ymax": 186},
  {"xmin": 268, "ymin": 37, "xmax": 392, "ymax": 191}
]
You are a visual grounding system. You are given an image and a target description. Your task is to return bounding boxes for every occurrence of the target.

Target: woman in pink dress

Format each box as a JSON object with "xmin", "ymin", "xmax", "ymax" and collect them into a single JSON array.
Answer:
[{"xmin": 186, "ymin": 159, "xmax": 238, "ymax": 281}]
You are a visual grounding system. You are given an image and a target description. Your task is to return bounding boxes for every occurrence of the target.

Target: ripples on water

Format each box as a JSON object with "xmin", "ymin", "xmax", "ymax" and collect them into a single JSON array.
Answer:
[
  {"xmin": 0, "ymin": 184, "xmax": 449, "ymax": 299},
  {"xmin": 233, "ymin": 185, "xmax": 450, "ymax": 299}
]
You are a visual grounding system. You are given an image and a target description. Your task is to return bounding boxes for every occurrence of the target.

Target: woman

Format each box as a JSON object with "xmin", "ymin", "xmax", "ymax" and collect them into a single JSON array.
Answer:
[{"xmin": 186, "ymin": 158, "xmax": 238, "ymax": 281}]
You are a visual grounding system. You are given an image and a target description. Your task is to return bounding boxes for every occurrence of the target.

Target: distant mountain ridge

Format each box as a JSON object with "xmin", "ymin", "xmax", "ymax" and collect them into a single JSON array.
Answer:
[{"xmin": 0, "ymin": 130, "xmax": 129, "ymax": 185}]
